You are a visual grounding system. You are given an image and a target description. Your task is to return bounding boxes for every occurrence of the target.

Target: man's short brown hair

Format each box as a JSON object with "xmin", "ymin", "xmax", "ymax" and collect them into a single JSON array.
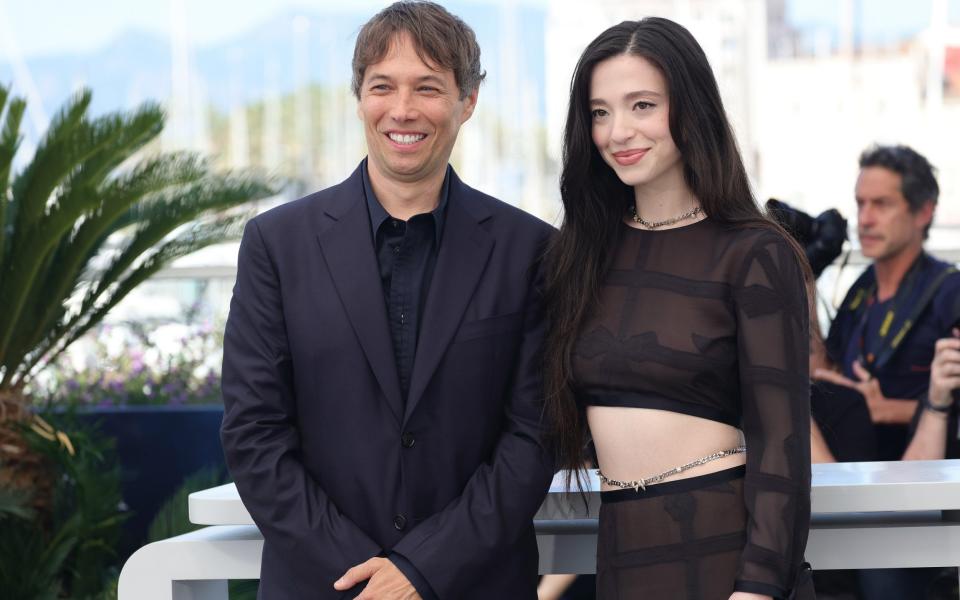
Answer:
[{"xmin": 352, "ymin": 1, "xmax": 486, "ymax": 100}]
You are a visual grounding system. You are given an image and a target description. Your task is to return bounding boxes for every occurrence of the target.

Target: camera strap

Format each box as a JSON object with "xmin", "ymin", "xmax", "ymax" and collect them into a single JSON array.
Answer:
[{"xmin": 849, "ymin": 253, "xmax": 956, "ymax": 374}]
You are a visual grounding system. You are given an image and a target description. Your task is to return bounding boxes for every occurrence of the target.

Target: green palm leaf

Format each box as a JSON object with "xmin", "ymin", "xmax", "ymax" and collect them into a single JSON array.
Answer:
[
  {"xmin": 16, "ymin": 153, "xmax": 210, "ymax": 363},
  {"xmin": 0, "ymin": 485, "xmax": 34, "ymax": 521},
  {"xmin": 0, "ymin": 100, "xmax": 170, "ymax": 362},
  {"xmin": 0, "ymin": 95, "xmax": 27, "ymax": 271},
  {"xmin": 29, "ymin": 215, "xmax": 248, "ymax": 377},
  {"xmin": 0, "ymin": 84, "xmax": 279, "ymax": 389}
]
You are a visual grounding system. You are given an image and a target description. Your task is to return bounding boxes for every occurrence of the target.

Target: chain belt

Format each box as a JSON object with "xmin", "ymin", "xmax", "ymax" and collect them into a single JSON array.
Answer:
[{"xmin": 596, "ymin": 446, "xmax": 747, "ymax": 492}]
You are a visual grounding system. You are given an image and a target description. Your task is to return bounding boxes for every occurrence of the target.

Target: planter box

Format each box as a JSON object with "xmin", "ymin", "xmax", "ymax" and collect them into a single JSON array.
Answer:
[{"xmin": 73, "ymin": 404, "xmax": 226, "ymax": 560}]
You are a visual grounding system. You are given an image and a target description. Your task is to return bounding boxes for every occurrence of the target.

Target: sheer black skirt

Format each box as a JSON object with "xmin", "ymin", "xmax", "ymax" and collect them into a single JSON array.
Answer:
[{"xmin": 596, "ymin": 465, "xmax": 748, "ymax": 600}]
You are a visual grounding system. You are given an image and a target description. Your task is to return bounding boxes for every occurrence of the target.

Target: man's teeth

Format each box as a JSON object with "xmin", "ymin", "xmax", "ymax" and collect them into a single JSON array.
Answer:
[{"xmin": 388, "ymin": 133, "xmax": 425, "ymax": 145}]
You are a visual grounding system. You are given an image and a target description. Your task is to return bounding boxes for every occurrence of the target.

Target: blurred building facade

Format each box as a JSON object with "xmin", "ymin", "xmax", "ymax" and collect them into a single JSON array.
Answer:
[{"xmin": 2, "ymin": 0, "xmax": 957, "ymax": 329}]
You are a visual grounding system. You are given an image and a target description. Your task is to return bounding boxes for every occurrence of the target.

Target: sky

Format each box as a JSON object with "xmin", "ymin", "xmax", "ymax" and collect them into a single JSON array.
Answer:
[
  {"xmin": 0, "ymin": 0, "xmax": 544, "ymax": 59},
  {"xmin": 2, "ymin": 0, "xmax": 958, "ymax": 61},
  {"xmin": 0, "ymin": 0, "xmax": 384, "ymax": 58}
]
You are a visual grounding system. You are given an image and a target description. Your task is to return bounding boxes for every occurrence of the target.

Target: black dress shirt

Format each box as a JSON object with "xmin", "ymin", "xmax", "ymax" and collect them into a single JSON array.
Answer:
[
  {"xmin": 362, "ymin": 159, "xmax": 449, "ymax": 401},
  {"xmin": 362, "ymin": 160, "xmax": 449, "ymax": 600}
]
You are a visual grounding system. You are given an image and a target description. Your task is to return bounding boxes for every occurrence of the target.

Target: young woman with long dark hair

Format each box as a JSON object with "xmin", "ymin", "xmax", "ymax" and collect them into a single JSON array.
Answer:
[{"xmin": 545, "ymin": 18, "xmax": 814, "ymax": 600}]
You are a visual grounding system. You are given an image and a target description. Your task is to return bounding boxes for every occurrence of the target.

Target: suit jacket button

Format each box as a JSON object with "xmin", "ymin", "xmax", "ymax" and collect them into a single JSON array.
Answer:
[
  {"xmin": 401, "ymin": 433, "xmax": 415, "ymax": 448},
  {"xmin": 393, "ymin": 514, "xmax": 407, "ymax": 531}
]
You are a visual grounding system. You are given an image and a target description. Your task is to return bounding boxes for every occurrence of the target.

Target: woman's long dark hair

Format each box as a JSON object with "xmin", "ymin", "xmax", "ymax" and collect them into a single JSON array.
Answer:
[{"xmin": 544, "ymin": 17, "xmax": 808, "ymax": 485}]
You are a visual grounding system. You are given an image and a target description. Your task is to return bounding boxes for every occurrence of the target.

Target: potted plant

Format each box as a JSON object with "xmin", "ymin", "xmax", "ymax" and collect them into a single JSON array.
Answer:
[{"xmin": 0, "ymin": 85, "xmax": 277, "ymax": 593}]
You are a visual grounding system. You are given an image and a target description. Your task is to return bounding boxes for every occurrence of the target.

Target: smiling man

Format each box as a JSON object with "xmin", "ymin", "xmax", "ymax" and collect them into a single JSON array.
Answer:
[{"xmin": 220, "ymin": 2, "xmax": 555, "ymax": 599}]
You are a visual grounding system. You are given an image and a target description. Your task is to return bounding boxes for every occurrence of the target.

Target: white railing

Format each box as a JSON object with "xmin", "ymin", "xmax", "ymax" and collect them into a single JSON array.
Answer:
[{"xmin": 119, "ymin": 459, "xmax": 960, "ymax": 599}]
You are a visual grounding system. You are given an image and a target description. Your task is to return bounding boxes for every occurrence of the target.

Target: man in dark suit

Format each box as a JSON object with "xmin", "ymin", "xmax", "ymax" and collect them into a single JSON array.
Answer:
[{"xmin": 220, "ymin": 2, "xmax": 555, "ymax": 599}]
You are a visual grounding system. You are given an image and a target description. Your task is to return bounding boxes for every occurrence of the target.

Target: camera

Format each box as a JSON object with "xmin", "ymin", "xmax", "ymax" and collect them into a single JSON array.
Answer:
[{"xmin": 766, "ymin": 198, "xmax": 848, "ymax": 279}]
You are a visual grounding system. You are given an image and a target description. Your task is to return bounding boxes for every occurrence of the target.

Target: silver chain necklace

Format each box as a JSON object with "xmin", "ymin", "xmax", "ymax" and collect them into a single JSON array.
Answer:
[
  {"xmin": 629, "ymin": 204, "xmax": 703, "ymax": 229},
  {"xmin": 597, "ymin": 445, "xmax": 746, "ymax": 492}
]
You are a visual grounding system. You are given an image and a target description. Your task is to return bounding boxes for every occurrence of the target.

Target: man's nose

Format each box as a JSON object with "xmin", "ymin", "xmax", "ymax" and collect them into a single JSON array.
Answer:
[{"xmin": 389, "ymin": 91, "xmax": 418, "ymax": 122}]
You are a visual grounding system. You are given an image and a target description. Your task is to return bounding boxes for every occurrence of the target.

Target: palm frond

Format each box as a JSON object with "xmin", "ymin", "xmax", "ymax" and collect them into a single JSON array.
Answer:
[
  {"xmin": 0, "ymin": 94, "xmax": 26, "ymax": 273},
  {"xmin": 0, "ymin": 485, "xmax": 34, "ymax": 521},
  {"xmin": 0, "ymin": 87, "xmax": 277, "ymax": 393},
  {"xmin": 86, "ymin": 175, "xmax": 272, "ymax": 304},
  {"xmin": 19, "ymin": 214, "xmax": 249, "ymax": 382},
  {"xmin": 147, "ymin": 466, "xmax": 225, "ymax": 542},
  {"xmin": 59, "ymin": 102, "xmax": 164, "ymax": 191},
  {"xmin": 14, "ymin": 154, "xmax": 210, "ymax": 361},
  {"xmin": 10, "ymin": 88, "xmax": 92, "ymax": 231},
  {"xmin": 0, "ymin": 98, "xmax": 167, "ymax": 361},
  {"xmin": 0, "ymin": 518, "xmax": 66, "ymax": 599}
]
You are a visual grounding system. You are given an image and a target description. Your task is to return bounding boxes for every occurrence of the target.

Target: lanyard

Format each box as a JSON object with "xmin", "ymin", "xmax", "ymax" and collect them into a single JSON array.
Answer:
[{"xmin": 853, "ymin": 253, "xmax": 927, "ymax": 374}]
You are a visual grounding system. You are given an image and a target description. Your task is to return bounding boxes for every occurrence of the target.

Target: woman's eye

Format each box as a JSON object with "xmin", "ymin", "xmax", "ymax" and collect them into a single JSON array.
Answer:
[
  {"xmin": 634, "ymin": 101, "xmax": 655, "ymax": 110},
  {"xmin": 591, "ymin": 108, "xmax": 608, "ymax": 119}
]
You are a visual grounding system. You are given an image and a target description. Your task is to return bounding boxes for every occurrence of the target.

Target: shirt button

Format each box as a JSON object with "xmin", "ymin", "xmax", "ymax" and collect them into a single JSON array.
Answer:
[
  {"xmin": 393, "ymin": 245, "xmax": 400, "ymax": 254},
  {"xmin": 400, "ymin": 313, "xmax": 405, "ymax": 324},
  {"xmin": 401, "ymin": 433, "xmax": 415, "ymax": 448},
  {"xmin": 392, "ymin": 220, "xmax": 400, "ymax": 228},
  {"xmin": 393, "ymin": 514, "xmax": 407, "ymax": 530}
]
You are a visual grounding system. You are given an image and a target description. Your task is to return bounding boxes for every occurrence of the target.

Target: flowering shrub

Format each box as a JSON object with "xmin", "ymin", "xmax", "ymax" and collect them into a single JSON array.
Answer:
[{"xmin": 35, "ymin": 321, "xmax": 223, "ymax": 407}]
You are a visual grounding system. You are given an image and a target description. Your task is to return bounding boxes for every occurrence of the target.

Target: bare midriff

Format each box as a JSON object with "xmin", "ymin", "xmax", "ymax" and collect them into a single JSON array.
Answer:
[{"xmin": 587, "ymin": 406, "xmax": 746, "ymax": 492}]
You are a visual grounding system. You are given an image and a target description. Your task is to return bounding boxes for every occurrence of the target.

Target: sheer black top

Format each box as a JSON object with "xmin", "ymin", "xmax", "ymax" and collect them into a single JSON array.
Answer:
[{"xmin": 573, "ymin": 218, "xmax": 811, "ymax": 596}]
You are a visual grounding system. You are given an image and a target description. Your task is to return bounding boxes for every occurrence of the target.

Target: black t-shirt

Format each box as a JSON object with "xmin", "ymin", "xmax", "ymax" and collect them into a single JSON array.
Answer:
[{"xmin": 826, "ymin": 253, "xmax": 960, "ymax": 458}]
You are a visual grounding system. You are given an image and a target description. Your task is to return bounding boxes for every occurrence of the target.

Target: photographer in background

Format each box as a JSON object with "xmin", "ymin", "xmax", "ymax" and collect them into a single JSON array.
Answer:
[
  {"xmin": 813, "ymin": 145, "xmax": 960, "ymax": 462},
  {"xmin": 806, "ymin": 144, "xmax": 960, "ymax": 600}
]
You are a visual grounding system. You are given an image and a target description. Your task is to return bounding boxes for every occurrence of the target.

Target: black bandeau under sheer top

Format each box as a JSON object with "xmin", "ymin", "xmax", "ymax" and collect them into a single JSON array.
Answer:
[{"xmin": 573, "ymin": 217, "xmax": 809, "ymax": 429}]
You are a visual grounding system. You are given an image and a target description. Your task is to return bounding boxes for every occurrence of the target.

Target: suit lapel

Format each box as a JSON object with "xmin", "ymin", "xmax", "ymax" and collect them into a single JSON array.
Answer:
[
  {"xmin": 405, "ymin": 174, "xmax": 494, "ymax": 425},
  {"xmin": 316, "ymin": 166, "xmax": 404, "ymax": 423}
]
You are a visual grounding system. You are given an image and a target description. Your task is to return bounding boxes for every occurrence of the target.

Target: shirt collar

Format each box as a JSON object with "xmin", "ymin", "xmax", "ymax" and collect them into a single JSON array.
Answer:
[{"xmin": 361, "ymin": 157, "xmax": 450, "ymax": 242}]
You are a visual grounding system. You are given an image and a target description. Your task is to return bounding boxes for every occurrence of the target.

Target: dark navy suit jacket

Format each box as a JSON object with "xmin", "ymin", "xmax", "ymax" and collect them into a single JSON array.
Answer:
[{"xmin": 221, "ymin": 163, "xmax": 555, "ymax": 599}]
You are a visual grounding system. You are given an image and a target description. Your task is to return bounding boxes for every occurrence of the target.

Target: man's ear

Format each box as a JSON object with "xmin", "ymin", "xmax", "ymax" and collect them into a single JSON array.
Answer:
[
  {"xmin": 459, "ymin": 87, "xmax": 479, "ymax": 124},
  {"xmin": 917, "ymin": 200, "xmax": 935, "ymax": 229}
]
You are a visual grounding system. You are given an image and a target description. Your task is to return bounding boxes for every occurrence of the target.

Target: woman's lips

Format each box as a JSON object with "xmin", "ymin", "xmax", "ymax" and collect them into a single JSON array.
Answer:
[{"xmin": 612, "ymin": 148, "xmax": 649, "ymax": 166}]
